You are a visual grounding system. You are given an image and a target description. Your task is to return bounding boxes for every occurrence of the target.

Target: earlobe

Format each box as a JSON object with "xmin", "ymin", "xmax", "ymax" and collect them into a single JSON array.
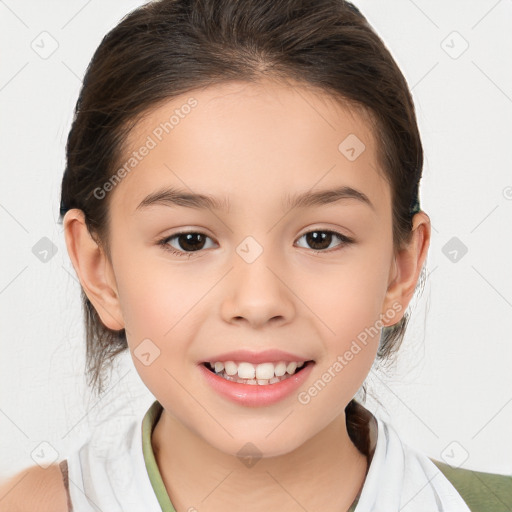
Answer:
[
  {"xmin": 63, "ymin": 209, "xmax": 124, "ymax": 331},
  {"xmin": 381, "ymin": 211, "xmax": 431, "ymax": 326}
]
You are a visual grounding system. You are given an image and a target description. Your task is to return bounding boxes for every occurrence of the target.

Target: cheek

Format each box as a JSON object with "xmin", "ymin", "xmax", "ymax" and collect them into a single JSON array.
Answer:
[
  {"xmin": 113, "ymin": 260, "xmax": 193, "ymax": 397},
  {"xmin": 293, "ymin": 243, "xmax": 392, "ymax": 397},
  {"xmin": 112, "ymin": 250, "xmax": 217, "ymax": 382},
  {"xmin": 114, "ymin": 249, "xmax": 208, "ymax": 338},
  {"xmin": 295, "ymin": 267, "xmax": 386, "ymax": 415},
  {"xmin": 298, "ymin": 249, "xmax": 392, "ymax": 344}
]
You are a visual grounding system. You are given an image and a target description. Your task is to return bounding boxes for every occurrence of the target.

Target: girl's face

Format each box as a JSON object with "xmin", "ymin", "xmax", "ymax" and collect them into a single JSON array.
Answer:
[{"xmin": 102, "ymin": 79, "xmax": 404, "ymax": 456}]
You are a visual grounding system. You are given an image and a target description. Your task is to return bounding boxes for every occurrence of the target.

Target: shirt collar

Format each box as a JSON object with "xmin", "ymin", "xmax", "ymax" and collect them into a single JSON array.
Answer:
[{"xmin": 141, "ymin": 399, "xmax": 361, "ymax": 512}]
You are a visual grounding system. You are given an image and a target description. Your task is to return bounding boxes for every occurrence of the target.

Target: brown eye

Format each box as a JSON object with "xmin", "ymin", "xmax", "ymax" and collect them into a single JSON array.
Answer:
[
  {"xmin": 158, "ymin": 232, "xmax": 215, "ymax": 256},
  {"xmin": 174, "ymin": 233, "xmax": 208, "ymax": 251},
  {"xmin": 296, "ymin": 230, "xmax": 354, "ymax": 252}
]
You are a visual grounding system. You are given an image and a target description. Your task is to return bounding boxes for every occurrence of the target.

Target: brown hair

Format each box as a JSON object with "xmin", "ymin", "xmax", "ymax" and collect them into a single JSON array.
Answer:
[{"xmin": 59, "ymin": 0, "xmax": 425, "ymax": 457}]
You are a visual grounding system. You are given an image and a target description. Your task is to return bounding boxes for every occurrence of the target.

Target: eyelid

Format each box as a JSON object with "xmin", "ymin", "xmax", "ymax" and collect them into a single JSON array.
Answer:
[
  {"xmin": 295, "ymin": 229, "xmax": 355, "ymax": 252},
  {"xmin": 157, "ymin": 226, "xmax": 355, "ymax": 258},
  {"xmin": 157, "ymin": 230, "xmax": 218, "ymax": 257},
  {"xmin": 296, "ymin": 224, "xmax": 354, "ymax": 240}
]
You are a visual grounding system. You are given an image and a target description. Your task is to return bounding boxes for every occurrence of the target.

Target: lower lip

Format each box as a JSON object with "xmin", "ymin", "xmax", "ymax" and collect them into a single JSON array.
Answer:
[{"xmin": 198, "ymin": 362, "xmax": 315, "ymax": 407}]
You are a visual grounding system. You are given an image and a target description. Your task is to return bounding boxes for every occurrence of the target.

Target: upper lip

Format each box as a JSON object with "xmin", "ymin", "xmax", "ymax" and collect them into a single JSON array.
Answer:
[{"xmin": 201, "ymin": 349, "xmax": 314, "ymax": 365}]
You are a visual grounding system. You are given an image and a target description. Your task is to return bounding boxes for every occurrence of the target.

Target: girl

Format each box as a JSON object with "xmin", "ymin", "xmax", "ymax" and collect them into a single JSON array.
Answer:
[{"xmin": 2, "ymin": 0, "xmax": 510, "ymax": 510}]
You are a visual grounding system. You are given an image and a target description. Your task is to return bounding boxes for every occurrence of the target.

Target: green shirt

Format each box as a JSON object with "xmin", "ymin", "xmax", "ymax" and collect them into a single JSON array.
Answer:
[
  {"xmin": 431, "ymin": 459, "xmax": 512, "ymax": 511},
  {"xmin": 141, "ymin": 400, "xmax": 511, "ymax": 511}
]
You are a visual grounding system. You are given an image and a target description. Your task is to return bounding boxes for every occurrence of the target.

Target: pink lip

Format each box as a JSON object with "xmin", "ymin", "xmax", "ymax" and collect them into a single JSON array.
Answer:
[
  {"xmin": 201, "ymin": 349, "xmax": 313, "ymax": 364},
  {"xmin": 198, "ymin": 360, "xmax": 315, "ymax": 407}
]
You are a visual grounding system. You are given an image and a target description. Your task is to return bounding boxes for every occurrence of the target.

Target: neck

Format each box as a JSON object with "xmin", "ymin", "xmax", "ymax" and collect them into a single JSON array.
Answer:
[{"xmin": 152, "ymin": 407, "xmax": 370, "ymax": 512}]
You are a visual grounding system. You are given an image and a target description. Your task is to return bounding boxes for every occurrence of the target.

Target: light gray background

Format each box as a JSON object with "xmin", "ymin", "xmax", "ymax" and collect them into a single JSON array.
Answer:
[{"xmin": 1, "ymin": 0, "xmax": 511, "ymax": 480}]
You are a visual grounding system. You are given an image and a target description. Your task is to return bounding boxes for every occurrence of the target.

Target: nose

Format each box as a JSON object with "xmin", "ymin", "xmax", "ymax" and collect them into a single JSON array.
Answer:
[{"xmin": 220, "ymin": 243, "xmax": 296, "ymax": 328}]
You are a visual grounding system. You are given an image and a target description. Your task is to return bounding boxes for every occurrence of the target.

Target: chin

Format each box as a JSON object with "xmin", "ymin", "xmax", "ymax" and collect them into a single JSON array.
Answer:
[{"xmin": 204, "ymin": 427, "xmax": 311, "ymax": 461}]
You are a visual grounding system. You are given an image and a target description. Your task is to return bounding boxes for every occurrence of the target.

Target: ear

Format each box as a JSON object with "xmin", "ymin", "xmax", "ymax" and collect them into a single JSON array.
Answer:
[
  {"xmin": 63, "ymin": 208, "xmax": 124, "ymax": 330},
  {"xmin": 381, "ymin": 211, "xmax": 431, "ymax": 325}
]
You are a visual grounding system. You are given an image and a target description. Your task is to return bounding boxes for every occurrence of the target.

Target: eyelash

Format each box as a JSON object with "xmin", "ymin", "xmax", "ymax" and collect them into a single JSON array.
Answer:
[{"xmin": 156, "ymin": 229, "xmax": 355, "ymax": 258}]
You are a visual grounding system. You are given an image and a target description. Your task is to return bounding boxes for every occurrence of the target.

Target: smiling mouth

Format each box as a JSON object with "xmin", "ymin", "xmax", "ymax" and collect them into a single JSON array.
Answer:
[{"xmin": 202, "ymin": 360, "xmax": 315, "ymax": 385}]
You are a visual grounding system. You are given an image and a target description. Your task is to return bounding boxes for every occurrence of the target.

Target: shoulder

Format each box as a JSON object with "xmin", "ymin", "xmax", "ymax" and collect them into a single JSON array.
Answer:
[
  {"xmin": 0, "ymin": 461, "xmax": 70, "ymax": 512},
  {"xmin": 430, "ymin": 458, "xmax": 512, "ymax": 511}
]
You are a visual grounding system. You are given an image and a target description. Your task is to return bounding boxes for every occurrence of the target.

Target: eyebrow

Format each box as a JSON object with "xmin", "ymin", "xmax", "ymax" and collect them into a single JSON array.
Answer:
[
  {"xmin": 135, "ymin": 185, "xmax": 374, "ymax": 213},
  {"xmin": 284, "ymin": 185, "xmax": 374, "ymax": 211}
]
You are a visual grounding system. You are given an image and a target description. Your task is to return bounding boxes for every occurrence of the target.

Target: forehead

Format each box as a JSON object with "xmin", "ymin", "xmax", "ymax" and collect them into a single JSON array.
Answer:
[{"xmin": 109, "ymin": 78, "xmax": 389, "ymax": 216}]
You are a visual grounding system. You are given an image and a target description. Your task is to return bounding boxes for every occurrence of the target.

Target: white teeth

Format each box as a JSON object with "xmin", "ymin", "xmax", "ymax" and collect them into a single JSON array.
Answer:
[
  {"xmin": 207, "ymin": 359, "xmax": 310, "ymax": 384},
  {"xmin": 224, "ymin": 361, "xmax": 238, "ymax": 376},
  {"xmin": 237, "ymin": 362, "xmax": 256, "ymax": 379},
  {"xmin": 286, "ymin": 362, "xmax": 297, "ymax": 375},
  {"xmin": 255, "ymin": 362, "xmax": 275, "ymax": 380},
  {"xmin": 274, "ymin": 362, "xmax": 287, "ymax": 377}
]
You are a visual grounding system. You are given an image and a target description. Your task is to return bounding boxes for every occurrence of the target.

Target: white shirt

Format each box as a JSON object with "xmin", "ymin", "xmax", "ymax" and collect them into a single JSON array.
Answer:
[{"xmin": 66, "ymin": 400, "xmax": 470, "ymax": 511}]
